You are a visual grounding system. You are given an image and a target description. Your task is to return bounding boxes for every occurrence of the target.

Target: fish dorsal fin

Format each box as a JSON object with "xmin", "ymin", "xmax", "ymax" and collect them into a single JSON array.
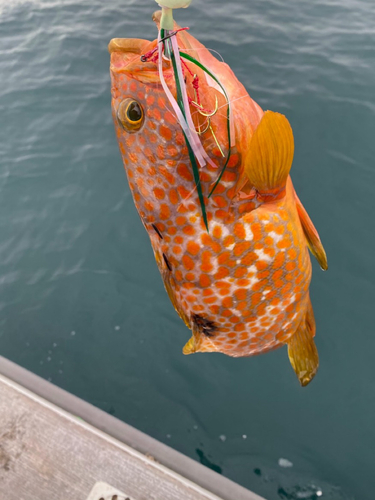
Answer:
[
  {"xmin": 294, "ymin": 192, "xmax": 328, "ymax": 271},
  {"xmin": 244, "ymin": 111, "xmax": 294, "ymax": 198}
]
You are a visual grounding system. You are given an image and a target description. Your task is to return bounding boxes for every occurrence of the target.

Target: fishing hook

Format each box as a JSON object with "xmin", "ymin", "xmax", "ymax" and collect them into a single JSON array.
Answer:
[
  {"xmin": 196, "ymin": 117, "xmax": 211, "ymax": 135},
  {"xmin": 209, "ymin": 125, "xmax": 225, "ymax": 157},
  {"xmin": 190, "ymin": 95, "xmax": 219, "ymax": 118}
]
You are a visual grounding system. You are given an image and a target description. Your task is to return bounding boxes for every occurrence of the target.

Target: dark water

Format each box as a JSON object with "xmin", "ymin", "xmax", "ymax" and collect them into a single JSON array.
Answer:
[{"xmin": 1, "ymin": 0, "xmax": 374, "ymax": 498}]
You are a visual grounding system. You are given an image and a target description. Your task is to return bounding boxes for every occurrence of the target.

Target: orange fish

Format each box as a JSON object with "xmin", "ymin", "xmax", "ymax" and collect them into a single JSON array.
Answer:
[{"xmin": 109, "ymin": 11, "xmax": 327, "ymax": 386}]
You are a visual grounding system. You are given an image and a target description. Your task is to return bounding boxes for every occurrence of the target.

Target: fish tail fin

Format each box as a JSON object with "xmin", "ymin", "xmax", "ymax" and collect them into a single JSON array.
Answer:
[
  {"xmin": 244, "ymin": 111, "xmax": 294, "ymax": 199},
  {"xmin": 295, "ymin": 191, "xmax": 328, "ymax": 271},
  {"xmin": 287, "ymin": 296, "xmax": 319, "ymax": 387}
]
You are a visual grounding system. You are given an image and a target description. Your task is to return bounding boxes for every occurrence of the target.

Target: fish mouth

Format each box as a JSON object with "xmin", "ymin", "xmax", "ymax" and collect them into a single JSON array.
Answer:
[
  {"xmin": 108, "ymin": 10, "xmax": 186, "ymax": 82},
  {"xmin": 109, "ymin": 37, "xmax": 173, "ymax": 83}
]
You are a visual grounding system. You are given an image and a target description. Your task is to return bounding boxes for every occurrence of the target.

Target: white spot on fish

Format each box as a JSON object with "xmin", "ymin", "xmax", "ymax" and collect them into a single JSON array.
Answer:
[
  {"xmin": 244, "ymin": 224, "xmax": 253, "ymax": 241},
  {"xmin": 248, "ymin": 274, "xmax": 259, "ymax": 288},
  {"xmin": 221, "ymin": 225, "xmax": 229, "ymax": 237},
  {"xmin": 269, "ymin": 230, "xmax": 282, "ymax": 243},
  {"xmin": 255, "ymin": 248, "xmax": 272, "ymax": 262},
  {"xmin": 211, "ymin": 256, "xmax": 219, "ymax": 273},
  {"xmin": 231, "ymin": 309, "xmax": 242, "ymax": 317}
]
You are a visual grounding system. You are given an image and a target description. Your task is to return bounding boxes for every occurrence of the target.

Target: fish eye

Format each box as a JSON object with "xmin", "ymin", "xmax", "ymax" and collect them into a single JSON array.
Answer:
[{"xmin": 117, "ymin": 98, "xmax": 144, "ymax": 132}]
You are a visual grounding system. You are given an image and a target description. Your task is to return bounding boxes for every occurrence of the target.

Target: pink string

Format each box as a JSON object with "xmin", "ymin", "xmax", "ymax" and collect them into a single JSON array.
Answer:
[
  {"xmin": 170, "ymin": 34, "xmax": 217, "ymax": 169},
  {"xmin": 157, "ymin": 32, "xmax": 203, "ymax": 165}
]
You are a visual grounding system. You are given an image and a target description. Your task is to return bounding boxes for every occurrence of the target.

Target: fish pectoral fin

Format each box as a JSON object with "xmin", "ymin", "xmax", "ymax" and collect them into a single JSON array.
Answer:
[
  {"xmin": 295, "ymin": 191, "xmax": 328, "ymax": 271},
  {"xmin": 244, "ymin": 111, "xmax": 294, "ymax": 196},
  {"xmin": 287, "ymin": 320, "xmax": 319, "ymax": 387}
]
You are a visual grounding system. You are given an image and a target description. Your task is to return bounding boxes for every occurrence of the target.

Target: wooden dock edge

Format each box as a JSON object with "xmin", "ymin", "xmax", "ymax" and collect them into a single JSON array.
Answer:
[{"xmin": 0, "ymin": 355, "xmax": 265, "ymax": 500}]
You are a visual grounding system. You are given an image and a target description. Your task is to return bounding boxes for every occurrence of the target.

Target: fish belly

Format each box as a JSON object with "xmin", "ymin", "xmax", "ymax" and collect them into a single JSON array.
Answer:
[{"xmin": 148, "ymin": 204, "xmax": 312, "ymax": 357}]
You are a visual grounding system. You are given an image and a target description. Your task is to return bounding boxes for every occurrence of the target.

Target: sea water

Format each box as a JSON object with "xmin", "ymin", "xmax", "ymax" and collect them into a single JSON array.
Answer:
[{"xmin": 0, "ymin": 1, "xmax": 374, "ymax": 498}]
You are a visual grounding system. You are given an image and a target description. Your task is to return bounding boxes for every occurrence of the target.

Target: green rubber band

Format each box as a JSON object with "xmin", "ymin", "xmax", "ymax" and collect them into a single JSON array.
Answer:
[{"xmin": 170, "ymin": 41, "xmax": 209, "ymax": 231}]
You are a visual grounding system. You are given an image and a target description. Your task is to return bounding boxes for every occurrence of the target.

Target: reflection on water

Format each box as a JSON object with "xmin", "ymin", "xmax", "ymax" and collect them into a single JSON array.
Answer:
[
  {"xmin": 196, "ymin": 448, "xmax": 223, "ymax": 474},
  {"xmin": 0, "ymin": 0, "xmax": 374, "ymax": 499},
  {"xmin": 277, "ymin": 485, "xmax": 322, "ymax": 499}
]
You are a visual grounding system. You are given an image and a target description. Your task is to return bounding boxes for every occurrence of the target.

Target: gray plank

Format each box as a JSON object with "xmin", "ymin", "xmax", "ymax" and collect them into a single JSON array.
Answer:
[
  {"xmin": 0, "ymin": 356, "xmax": 265, "ymax": 500},
  {"xmin": 0, "ymin": 375, "xmax": 223, "ymax": 500}
]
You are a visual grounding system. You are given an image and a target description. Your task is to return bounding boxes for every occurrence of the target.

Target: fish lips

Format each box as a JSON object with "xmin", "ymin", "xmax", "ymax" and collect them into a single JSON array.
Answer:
[{"xmin": 109, "ymin": 38, "xmax": 172, "ymax": 83}]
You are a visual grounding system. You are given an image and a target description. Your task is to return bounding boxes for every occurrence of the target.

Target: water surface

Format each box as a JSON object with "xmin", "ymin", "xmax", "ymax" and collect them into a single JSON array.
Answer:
[{"xmin": 1, "ymin": 1, "xmax": 374, "ymax": 499}]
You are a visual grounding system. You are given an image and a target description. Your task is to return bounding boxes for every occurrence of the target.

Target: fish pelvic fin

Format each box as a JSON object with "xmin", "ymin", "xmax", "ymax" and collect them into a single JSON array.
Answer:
[
  {"xmin": 295, "ymin": 192, "xmax": 328, "ymax": 271},
  {"xmin": 244, "ymin": 111, "xmax": 294, "ymax": 200},
  {"xmin": 183, "ymin": 335, "xmax": 218, "ymax": 354},
  {"xmin": 287, "ymin": 302, "xmax": 319, "ymax": 387},
  {"xmin": 183, "ymin": 336, "xmax": 197, "ymax": 355},
  {"xmin": 183, "ymin": 318, "xmax": 219, "ymax": 355}
]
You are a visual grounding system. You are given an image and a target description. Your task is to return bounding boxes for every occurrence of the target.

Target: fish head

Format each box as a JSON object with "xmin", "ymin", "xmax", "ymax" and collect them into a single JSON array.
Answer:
[
  {"xmin": 109, "ymin": 11, "xmax": 264, "ymax": 217},
  {"xmin": 109, "ymin": 34, "xmax": 188, "ymax": 180}
]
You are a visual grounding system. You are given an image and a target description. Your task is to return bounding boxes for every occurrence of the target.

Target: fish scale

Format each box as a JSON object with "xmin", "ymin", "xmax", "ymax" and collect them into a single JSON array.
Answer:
[{"xmin": 109, "ymin": 13, "xmax": 327, "ymax": 386}]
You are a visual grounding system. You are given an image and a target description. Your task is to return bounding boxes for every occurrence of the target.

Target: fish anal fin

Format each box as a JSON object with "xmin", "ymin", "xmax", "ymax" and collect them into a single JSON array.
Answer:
[
  {"xmin": 244, "ymin": 111, "xmax": 294, "ymax": 198},
  {"xmin": 295, "ymin": 192, "xmax": 328, "ymax": 271},
  {"xmin": 306, "ymin": 294, "xmax": 316, "ymax": 338},
  {"xmin": 287, "ymin": 317, "xmax": 319, "ymax": 387}
]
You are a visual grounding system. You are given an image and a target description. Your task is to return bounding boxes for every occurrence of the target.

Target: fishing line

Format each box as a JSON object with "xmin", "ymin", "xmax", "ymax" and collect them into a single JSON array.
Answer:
[
  {"xmin": 176, "ymin": 184, "xmax": 198, "ymax": 213},
  {"xmin": 179, "ymin": 47, "xmax": 225, "ymax": 63},
  {"xmin": 216, "ymin": 94, "xmax": 248, "ymax": 112}
]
